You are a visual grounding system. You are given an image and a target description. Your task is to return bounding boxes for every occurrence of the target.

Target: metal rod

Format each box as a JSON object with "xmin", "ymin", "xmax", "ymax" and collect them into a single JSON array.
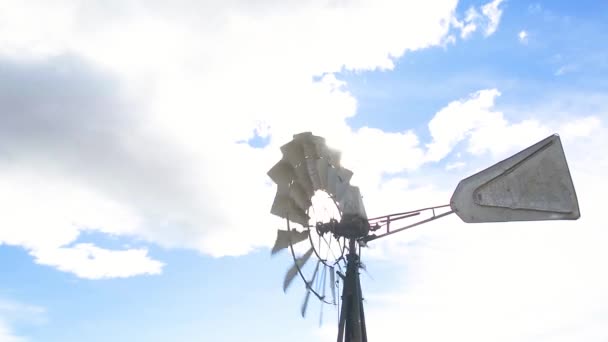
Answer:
[
  {"xmin": 364, "ymin": 210, "xmax": 455, "ymax": 242},
  {"xmin": 367, "ymin": 204, "xmax": 450, "ymax": 221},
  {"xmin": 374, "ymin": 211, "xmax": 421, "ymax": 225}
]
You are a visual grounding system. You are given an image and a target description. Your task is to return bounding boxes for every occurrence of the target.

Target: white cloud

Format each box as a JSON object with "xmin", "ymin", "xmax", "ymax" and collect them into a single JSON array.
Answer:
[
  {"xmin": 0, "ymin": 321, "xmax": 23, "ymax": 342},
  {"xmin": 481, "ymin": 0, "xmax": 505, "ymax": 36},
  {"xmin": 364, "ymin": 128, "xmax": 608, "ymax": 342},
  {"xmin": 555, "ymin": 64, "xmax": 579, "ymax": 76},
  {"xmin": 445, "ymin": 161, "xmax": 466, "ymax": 170},
  {"xmin": 452, "ymin": 0, "xmax": 505, "ymax": 38},
  {"xmin": 459, "ymin": 7, "xmax": 480, "ymax": 39},
  {"xmin": 317, "ymin": 93, "xmax": 608, "ymax": 342},
  {"xmin": 0, "ymin": 298, "xmax": 45, "ymax": 342},
  {"xmin": 31, "ymin": 244, "xmax": 163, "ymax": 279},
  {"xmin": 1, "ymin": 1, "xmax": 606, "ymax": 340},
  {"xmin": 426, "ymin": 88, "xmax": 503, "ymax": 162},
  {"xmin": 518, "ymin": 30, "xmax": 528, "ymax": 43},
  {"xmin": 0, "ymin": 0, "xmax": 466, "ymax": 277},
  {"xmin": 560, "ymin": 116, "xmax": 601, "ymax": 138}
]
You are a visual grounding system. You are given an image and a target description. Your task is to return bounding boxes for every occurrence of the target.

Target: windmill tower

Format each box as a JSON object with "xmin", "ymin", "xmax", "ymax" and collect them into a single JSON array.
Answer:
[{"xmin": 268, "ymin": 132, "xmax": 579, "ymax": 342}]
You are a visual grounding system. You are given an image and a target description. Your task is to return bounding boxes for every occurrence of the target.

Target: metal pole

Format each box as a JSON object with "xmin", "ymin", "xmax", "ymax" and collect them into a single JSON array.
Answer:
[
  {"xmin": 337, "ymin": 239, "xmax": 367, "ymax": 342},
  {"xmin": 336, "ymin": 274, "xmax": 349, "ymax": 341},
  {"xmin": 357, "ymin": 264, "xmax": 368, "ymax": 342}
]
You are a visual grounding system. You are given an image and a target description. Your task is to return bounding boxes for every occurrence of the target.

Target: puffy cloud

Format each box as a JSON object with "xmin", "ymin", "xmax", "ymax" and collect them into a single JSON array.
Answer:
[
  {"xmin": 519, "ymin": 30, "xmax": 529, "ymax": 43},
  {"xmin": 452, "ymin": 0, "xmax": 505, "ymax": 38},
  {"xmin": 373, "ymin": 129, "xmax": 607, "ymax": 342},
  {"xmin": 0, "ymin": 0, "xmax": 471, "ymax": 277},
  {"xmin": 316, "ymin": 94, "xmax": 608, "ymax": 342},
  {"xmin": 425, "ymin": 88, "xmax": 503, "ymax": 162},
  {"xmin": 481, "ymin": 0, "xmax": 505, "ymax": 36},
  {"xmin": 31, "ymin": 244, "xmax": 163, "ymax": 279}
]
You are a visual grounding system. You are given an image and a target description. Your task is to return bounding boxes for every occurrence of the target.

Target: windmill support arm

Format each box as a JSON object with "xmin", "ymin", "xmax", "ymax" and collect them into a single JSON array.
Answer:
[{"xmin": 363, "ymin": 207, "xmax": 454, "ymax": 243}]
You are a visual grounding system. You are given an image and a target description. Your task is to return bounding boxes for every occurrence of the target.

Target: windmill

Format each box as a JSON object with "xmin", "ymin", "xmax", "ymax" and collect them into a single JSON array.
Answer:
[{"xmin": 267, "ymin": 132, "xmax": 580, "ymax": 342}]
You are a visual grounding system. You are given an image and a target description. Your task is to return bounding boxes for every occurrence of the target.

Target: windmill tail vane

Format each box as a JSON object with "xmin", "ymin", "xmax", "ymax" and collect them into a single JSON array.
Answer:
[{"xmin": 267, "ymin": 132, "xmax": 580, "ymax": 342}]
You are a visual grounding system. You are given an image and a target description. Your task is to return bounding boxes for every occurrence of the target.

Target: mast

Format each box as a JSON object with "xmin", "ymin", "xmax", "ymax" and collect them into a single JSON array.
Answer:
[{"xmin": 337, "ymin": 239, "xmax": 367, "ymax": 342}]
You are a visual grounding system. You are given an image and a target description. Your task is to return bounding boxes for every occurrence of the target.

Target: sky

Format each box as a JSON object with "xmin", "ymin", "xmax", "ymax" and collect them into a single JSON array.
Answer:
[{"xmin": 0, "ymin": 0, "xmax": 607, "ymax": 341}]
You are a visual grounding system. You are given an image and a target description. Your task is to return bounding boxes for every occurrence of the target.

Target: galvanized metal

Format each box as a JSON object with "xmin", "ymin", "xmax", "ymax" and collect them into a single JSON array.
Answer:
[
  {"xmin": 271, "ymin": 229, "xmax": 310, "ymax": 255},
  {"xmin": 337, "ymin": 239, "xmax": 367, "ymax": 342},
  {"xmin": 450, "ymin": 134, "xmax": 580, "ymax": 223},
  {"xmin": 268, "ymin": 132, "xmax": 368, "ymax": 229},
  {"xmin": 268, "ymin": 131, "xmax": 582, "ymax": 342}
]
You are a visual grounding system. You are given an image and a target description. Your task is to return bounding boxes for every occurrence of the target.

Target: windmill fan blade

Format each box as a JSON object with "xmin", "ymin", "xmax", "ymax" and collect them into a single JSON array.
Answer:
[
  {"xmin": 271, "ymin": 229, "xmax": 310, "ymax": 255},
  {"xmin": 326, "ymin": 166, "xmax": 352, "ymax": 200},
  {"xmin": 329, "ymin": 266, "xmax": 336, "ymax": 305},
  {"xmin": 280, "ymin": 139, "xmax": 305, "ymax": 168},
  {"xmin": 338, "ymin": 186, "xmax": 368, "ymax": 219},
  {"xmin": 283, "ymin": 247, "xmax": 314, "ymax": 292},
  {"xmin": 301, "ymin": 260, "xmax": 321, "ymax": 317},
  {"xmin": 269, "ymin": 132, "xmax": 368, "ymax": 226},
  {"xmin": 270, "ymin": 193, "xmax": 310, "ymax": 226},
  {"xmin": 267, "ymin": 159, "xmax": 294, "ymax": 187},
  {"xmin": 301, "ymin": 287, "xmax": 312, "ymax": 318},
  {"xmin": 317, "ymin": 159, "xmax": 329, "ymax": 190},
  {"xmin": 319, "ymin": 304, "xmax": 324, "ymax": 327}
]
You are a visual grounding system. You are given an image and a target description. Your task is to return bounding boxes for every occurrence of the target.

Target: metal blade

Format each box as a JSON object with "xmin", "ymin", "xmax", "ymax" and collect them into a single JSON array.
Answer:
[
  {"xmin": 338, "ymin": 186, "xmax": 368, "ymax": 219},
  {"xmin": 329, "ymin": 266, "xmax": 336, "ymax": 305},
  {"xmin": 317, "ymin": 159, "xmax": 329, "ymax": 191},
  {"xmin": 267, "ymin": 159, "xmax": 294, "ymax": 187},
  {"xmin": 295, "ymin": 132, "xmax": 324, "ymax": 159},
  {"xmin": 451, "ymin": 134, "xmax": 580, "ymax": 223},
  {"xmin": 280, "ymin": 139, "xmax": 305, "ymax": 168},
  {"xmin": 326, "ymin": 147, "xmax": 342, "ymax": 168},
  {"xmin": 271, "ymin": 229, "xmax": 310, "ymax": 255},
  {"xmin": 301, "ymin": 286, "xmax": 312, "ymax": 318},
  {"xmin": 293, "ymin": 163, "xmax": 314, "ymax": 198},
  {"xmin": 270, "ymin": 191, "xmax": 309, "ymax": 226},
  {"xmin": 283, "ymin": 247, "xmax": 314, "ymax": 292},
  {"xmin": 306, "ymin": 159, "xmax": 323, "ymax": 191},
  {"xmin": 319, "ymin": 303, "xmax": 324, "ymax": 327},
  {"xmin": 319, "ymin": 265, "xmax": 327, "ymax": 326},
  {"xmin": 326, "ymin": 166, "xmax": 352, "ymax": 200},
  {"xmin": 301, "ymin": 260, "xmax": 321, "ymax": 317},
  {"xmin": 289, "ymin": 182, "xmax": 313, "ymax": 211}
]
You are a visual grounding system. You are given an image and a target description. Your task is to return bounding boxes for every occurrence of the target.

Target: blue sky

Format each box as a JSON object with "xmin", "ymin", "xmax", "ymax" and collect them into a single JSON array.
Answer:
[{"xmin": 1, "ymin": 1, "xmax": 607, "ymax": 341}]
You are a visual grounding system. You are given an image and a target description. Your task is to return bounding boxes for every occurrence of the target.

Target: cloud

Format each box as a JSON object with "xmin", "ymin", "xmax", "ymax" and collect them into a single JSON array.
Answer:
[
  {"xmin": 518, "ymin": 30, "xmax": 529, "ymax": 43},
  {"xmin": 452, "ymin": 0, "xmax": 505, "ymax": 38},
  {"xmin": 0, "ymin": 298, "xmax": 45, "ymax": 342},
  {"xmin": 481, "ymin": 0, "xmax": 505, "ymax": 36},
  {"xmin": 0, "ymin": 0, "xmax": 471, "ymax": 277},
  {"xmin": 0, "ymin": 321, "xmax": 23, "ymax": 342},
  {"xmin": 316, "ymin": 91, "xmax": 608, "ymax": 342},
  {"xmin": 555, "ymin": 64, "xmax": 579, "ymax": 76},
  {"xmin": 365, "ymin": 129, "xmax": 608, "ymax": 342},
  {"xmin": 31, "ymin": 244, "xmax": 163, "ymax": 279},
  {"xmin": 425, "ymin": 88, "xmax": 503, "ymax": 162},
  {"xmin": 445, "ymin": 161, "xmax": 466, "ymax": 170}
]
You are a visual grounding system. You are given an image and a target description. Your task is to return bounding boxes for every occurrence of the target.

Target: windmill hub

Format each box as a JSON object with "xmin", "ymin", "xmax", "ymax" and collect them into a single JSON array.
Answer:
[{"xmin": 316, "ymin": 215, "xmax": 370, "ymax": 239}]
